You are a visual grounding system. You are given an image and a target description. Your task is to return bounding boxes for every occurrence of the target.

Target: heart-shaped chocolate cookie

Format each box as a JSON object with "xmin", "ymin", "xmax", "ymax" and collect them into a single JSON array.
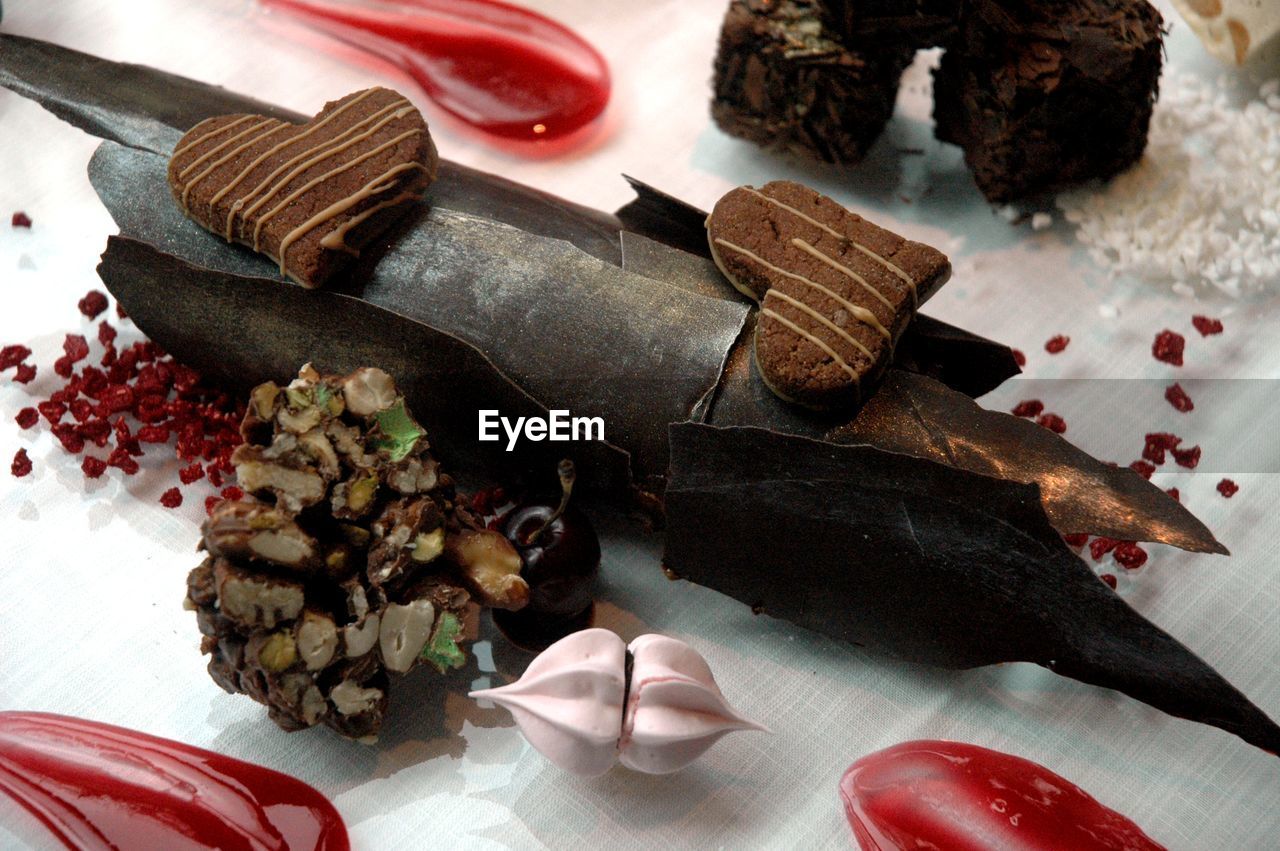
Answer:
[
  {"xmin": 708, "ymin": 181, "xmax": 950, "ymax": 410},
  {"xmin": 168, "ymin": 87, "xmax": 438, "ymax": 288}
]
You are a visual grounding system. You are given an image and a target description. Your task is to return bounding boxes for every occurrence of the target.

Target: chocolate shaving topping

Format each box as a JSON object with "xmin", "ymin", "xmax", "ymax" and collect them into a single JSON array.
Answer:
[{"xmin": 663, "ymin": 422, "xmax": 1279, "ymax": 755}]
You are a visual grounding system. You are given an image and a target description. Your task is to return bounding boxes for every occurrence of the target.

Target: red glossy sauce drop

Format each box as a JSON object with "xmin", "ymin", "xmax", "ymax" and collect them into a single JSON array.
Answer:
[
  {"xmin": 260, "ymin": 0, "xmax": 611, "ymax": 143},
  {"xmin": 839, "ymin": 740, "xmax": 1165, "ymax": 851},
  {"xmin": 0, "ymin": 711, "xmax": 349, "ymax": 851}
]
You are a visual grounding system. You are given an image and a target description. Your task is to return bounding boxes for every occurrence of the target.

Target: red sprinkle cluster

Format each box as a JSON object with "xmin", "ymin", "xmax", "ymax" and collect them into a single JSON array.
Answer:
[
  {"xmin": 1010, "ymin": 399, "xmax": 1044, "ymax": 418},
  {"xmin": 11, "ymin": 211, "xmax": 32, "ymax": 229},
  {"xmin": 5, "ymin": 290, "xmax": 246, "ymax": 510},
  {"xmin": 1164, "ymin": 382, "xmax": 1194, "ymax": 413},
  {"xmin": 1216, "ymin": 479, "xmax": 1239, "ymax": 498},
  {"xmin": 1152, "ymin": 330, "xmax": 1185, "ymax": 366},
  {"xmin": 1044, "ymin": 335, "xmax": 1070, "ymax": 354},
  {"xmin": 1192, "ymin": 315, "xmax": 1224, "ymax": 337}
]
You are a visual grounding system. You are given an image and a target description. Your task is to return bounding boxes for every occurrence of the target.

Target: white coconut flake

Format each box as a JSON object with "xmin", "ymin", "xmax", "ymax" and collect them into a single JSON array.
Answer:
[{"xmin": 1055, "ymin": 71, "xmax": 1280, "ymax": 297}]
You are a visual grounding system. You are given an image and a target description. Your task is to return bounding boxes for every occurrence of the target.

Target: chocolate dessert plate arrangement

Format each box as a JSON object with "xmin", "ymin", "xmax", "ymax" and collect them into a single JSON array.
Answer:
[{"xmin": 3, "ymin": 31, "xmax": 1280, "ymax": 768}]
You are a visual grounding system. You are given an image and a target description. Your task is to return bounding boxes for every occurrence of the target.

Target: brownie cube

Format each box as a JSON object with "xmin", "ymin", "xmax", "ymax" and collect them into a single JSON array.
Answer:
[
  {"xmin": 932, "ymin": 0, "xmax": 1164, "ymax": 202},
  {"xmin": 712, "ymin": 0, "xmax": 915, "ymax": 166}
]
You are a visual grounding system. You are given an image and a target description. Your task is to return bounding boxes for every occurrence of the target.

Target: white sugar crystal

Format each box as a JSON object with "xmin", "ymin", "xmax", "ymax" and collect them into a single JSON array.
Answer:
[{"xmin": 1057, "ymin": 71, "xmax": 1280, "ymax": 297}]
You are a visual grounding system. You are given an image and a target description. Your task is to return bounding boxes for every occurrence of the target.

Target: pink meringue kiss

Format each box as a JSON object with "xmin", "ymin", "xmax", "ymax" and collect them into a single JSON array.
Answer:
[{"xmin": 471, "ymin": 628, "xmax": 765, "ymax": 776}]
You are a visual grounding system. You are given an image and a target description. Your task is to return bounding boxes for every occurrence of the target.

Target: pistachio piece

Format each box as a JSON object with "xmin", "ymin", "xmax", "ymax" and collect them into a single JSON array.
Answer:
[
  {"xmin": 213, "ymin": 559, "xmax": 305, "ymax": 629},
  {"xmin": 445, "ymin": 529, "xmax": 530, "ymax": 611},
  {"xmin": 330, "ymin": 680, "xmax": 384, "ymax": 716},
  {"xmin": 277, "ymin": 403, "xmax": 323, "ymax": 435},
  {"xmin": 297, "ymin": 612, "xmax": 339, "ymax": 670},
  {"xmin": 257, "ymin": 631, "xmax": 298, "ymax": 672},
  {"xmin": 412, "ymin": 527, "xmax": 445, "ymax": 563},
  {"xmin": 379, "ymin": 598, "xmax": 436, "ymax": 673},
  {"xmin": 342, "ymin": 367, "xmax": 397, "ymax": 416},
  {"xmin": 298, "ymin": 429, "xmax": 341, "ymax": 480}
]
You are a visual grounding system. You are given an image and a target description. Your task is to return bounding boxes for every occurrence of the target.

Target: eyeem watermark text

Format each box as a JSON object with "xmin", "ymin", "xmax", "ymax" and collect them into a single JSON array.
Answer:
[{"xmin": 478, "ymin": 410, "xmax": 605, "ymax": 451}]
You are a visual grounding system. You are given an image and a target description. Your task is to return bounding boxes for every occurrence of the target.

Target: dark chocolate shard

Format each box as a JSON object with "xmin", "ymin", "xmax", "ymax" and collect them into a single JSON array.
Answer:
[
  {"xmin": 0, "ymin": 32, "xmax": 623, "ymax": 266},
  {"xmin": 91, "ymin": 141, "xmax": 748, "ymax": 490},
  {"xmin": 616, "ymin": 175, "xmax": 711, "ymax": 259},
  {"xmin": 97, "ymin": 235, "xmax": 632, "ymax": 493},
  {"xmin": 830, "ymin": 370, "xmax": 1226, "ymax": 554},
  {"xmin": 663, "ymin": 422, "xmax": 1279, "ymax": 754}
]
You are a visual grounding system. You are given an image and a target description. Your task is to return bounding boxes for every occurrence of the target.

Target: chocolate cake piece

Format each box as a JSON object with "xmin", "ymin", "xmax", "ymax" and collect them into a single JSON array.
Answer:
[
  {"xmin": 932, "ymin": 0, "xmax": 1164, "ymax": 202},
  {"xmin": 712, "ymin": 0, "xmax": 915, "ymax": 166},
  {"xmin": 168, "ymin": 87, "xmax": 438, "ymax": 288},
  {"xmin": 823, "ymin": 0, "xmax": 962, "ymax": 47},
  {"xmin": 186, "ymin": 365, "xmax": 528, "ymax": 740},
  {"xmin": 708, "ymin": 181, "xmax": 950, "ymax": 409}
]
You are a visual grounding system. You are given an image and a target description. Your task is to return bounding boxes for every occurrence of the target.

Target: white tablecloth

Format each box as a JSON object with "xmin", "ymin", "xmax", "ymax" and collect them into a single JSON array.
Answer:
[{"xmin": 2, "ymin": 1, "xmax": 1278, "ymax": 848}]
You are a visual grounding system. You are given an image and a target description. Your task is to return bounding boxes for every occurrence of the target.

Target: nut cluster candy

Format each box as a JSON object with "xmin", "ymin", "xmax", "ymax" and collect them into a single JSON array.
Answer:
[
  {"xmin": 471, "ymin": 629, "xmax": 766, "ymax": 775},
  {"xmin": 185, "ymin": 365, "xmax": 528, "ymax": 740}
]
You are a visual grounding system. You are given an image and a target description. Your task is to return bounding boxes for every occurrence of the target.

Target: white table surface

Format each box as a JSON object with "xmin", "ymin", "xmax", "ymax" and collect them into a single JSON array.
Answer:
[{"xmin": 2, "ymin": 1, "xmax": 1279, "ymax": 848}]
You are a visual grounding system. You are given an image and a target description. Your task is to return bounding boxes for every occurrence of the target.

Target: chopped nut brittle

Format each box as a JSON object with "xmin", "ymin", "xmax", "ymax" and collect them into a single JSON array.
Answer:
[{"xmin": 185, "ymin": 365, "xmax": 510, "ymax": 740}]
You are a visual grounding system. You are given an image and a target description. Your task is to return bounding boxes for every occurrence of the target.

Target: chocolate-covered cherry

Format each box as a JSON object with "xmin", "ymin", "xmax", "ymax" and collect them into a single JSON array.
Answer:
[{"xmin": 494, "ymin": 460, "xmax": 600, "ymax": 649}]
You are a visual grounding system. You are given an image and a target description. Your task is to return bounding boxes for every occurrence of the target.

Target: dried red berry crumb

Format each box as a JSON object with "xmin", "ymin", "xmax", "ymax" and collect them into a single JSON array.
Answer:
[
  {"xmin": 15, "ymin": 408, "xmax": 38, "ymax": 430},
  {"xmin": 1089, "ymin": 537, "xmax": 1119, "ymax": 561},
  {"xmin": 1011, "ymin": 399, "xmax": 1045, "ymax": 418},
  {"xmin": 1012, "ymin": 349, "xmax": 1026, "ymax": 368},
  {"xmin": 1165, "ymin": 382, "xmax": 1194, "ymax": 413},
  {"xmin": 77, "ymin": 291, "xmax": 110, "ymax": 320},
  {"xmin": 11, "ymin": 212, "xmax": 32, "ymax": 229},
  {"xmin": 1044, "ymin": 335, "xmax": 1070, "ymax": 354},
  {"xmin": 1217, "ymin": 479, "xmax": 1239, "ymax": 498},
  {"xmin": 1113, "ymin": 542, "xmax": 1148, "ymax": 570},
  {"xmin": 1035, "ymin": 412, "xmax": 1067, "ymax": 433},
  {"xmin": 160, "ymin": 487, "xmax": 184, "ymax": 509},
  {"xmin": 11, "ymin": 449, "xmax": 32, "ymax": 478},
  {"xmin": 1165, "ymin": 487, "xmax": 1180, "ymax": 502},
  {"xmin": 13, "ymin": 363, "xmax": 36, "ymax": 384},
  {"xmin": 1142, "ymin": 432, "xmax": 1182, "ymax": 465},
  {"xmin": 1063, "ymin": 532, "xmax": 1089, "ymax": 549},
  {"xmin": 1129, "ymin": 460, "xmax": 1156, "ymax": 479},
  {"xmin": 81, "ymin": 456, "xmax": 108, "ymax": 479},
  {"xmin": 1152, "ymin": 330, "xmax": 1185, "ymax": 366},
  {"xmin": 205, "ymin": 495, "xmax": 223, "ymax": 516},
  {"xmin": 1192, "ymin": 315, "xmax": 1224, "ymax": 337},
  {"xmin": 220, "ymin": 486, "xmax": 245, "ymax": 502},
  {"xmin": 179, "ymin": 462, "xmax": 205, "ymax": 485},
  {"xmin": 1101, "ymin": 574, "xmax": 1118, "ymax": 590},
  {"xmin": 1, "ymin": 344, "xmax": 32, "ymax": 371},
  {"xmin": 1172, "ymin": 445, "xmax": 1201, "ymax": 469}
]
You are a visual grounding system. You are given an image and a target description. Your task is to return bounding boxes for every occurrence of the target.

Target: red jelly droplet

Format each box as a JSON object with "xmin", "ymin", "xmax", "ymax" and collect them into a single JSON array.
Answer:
[
  {"xmin": 261, "ymin": 0, "xmax": 610, "ymax": 144},
  {"xmin": 840, "ymin": 740, "xmax": 1165, "ymax": 851},
  {"xmin": 0, "ymin": 711, "xmax": 349, "ymax": 851}
]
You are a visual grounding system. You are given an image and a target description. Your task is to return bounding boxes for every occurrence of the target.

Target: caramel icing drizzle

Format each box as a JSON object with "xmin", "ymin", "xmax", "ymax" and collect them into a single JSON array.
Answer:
[
  {"xmin": 229, "ymin": 98, "xmax": 413, "ymax": 244},
  {"xmin": 744, "ymin": 186, "xmax": 916, "ymax": 301},
  {"xmin": 767, "ymin": 290, "xmax": 873, "ymax": 360},
  {"xmin": 760, "ymin": 308, "xmax": 860, "ymax": 384},
  {"xmin": 712, "ymin": 238, "xmax": 890, "ymax": 340},
  {"xmin": 171, "ymin": 114, "xmax": 255, "ymax": 159},
  {"xmin": 253, "ymin": 128, "xmax": 423, "ymax": 252},
  {"xmin": 211, "ymin": 88, "xmax": 380, "ymax": 240},
  {"xmin": 180, "ymin": 120, "xmax": 288, "ymax": 213},
  {"xmin": 176, "ymin": 117, "xmax": 280, "ymax": 213},
  {"xmin": 791, "ymin": 238, "xmax": 895, "ymax": 312},
  {"xmin": 275, "ymin": 163, "xmax": 425, "ymax": 274}
]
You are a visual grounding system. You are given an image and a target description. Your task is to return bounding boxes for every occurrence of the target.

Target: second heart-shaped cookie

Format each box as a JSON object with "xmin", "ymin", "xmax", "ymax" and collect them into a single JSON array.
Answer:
[
  {"xmin": 708, "ymin": 181, "xmax": 951, "ymax": 410},
  {"xmin": 168, "ymin": 87, "xmax": 438, "ymax": 288}
]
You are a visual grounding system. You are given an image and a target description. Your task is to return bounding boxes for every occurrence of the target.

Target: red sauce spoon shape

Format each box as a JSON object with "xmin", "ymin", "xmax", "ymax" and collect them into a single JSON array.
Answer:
[
  {"xmin": 0, "ymin": 711, "xmax": 348, "ymax": 851},
  {"xmin": 840, "ymin": 740, "xmax": 1165, "ymax": 851},
  {"xmin": 259, "ymin": 0, "xmax": 611, "ymax": 143}
]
